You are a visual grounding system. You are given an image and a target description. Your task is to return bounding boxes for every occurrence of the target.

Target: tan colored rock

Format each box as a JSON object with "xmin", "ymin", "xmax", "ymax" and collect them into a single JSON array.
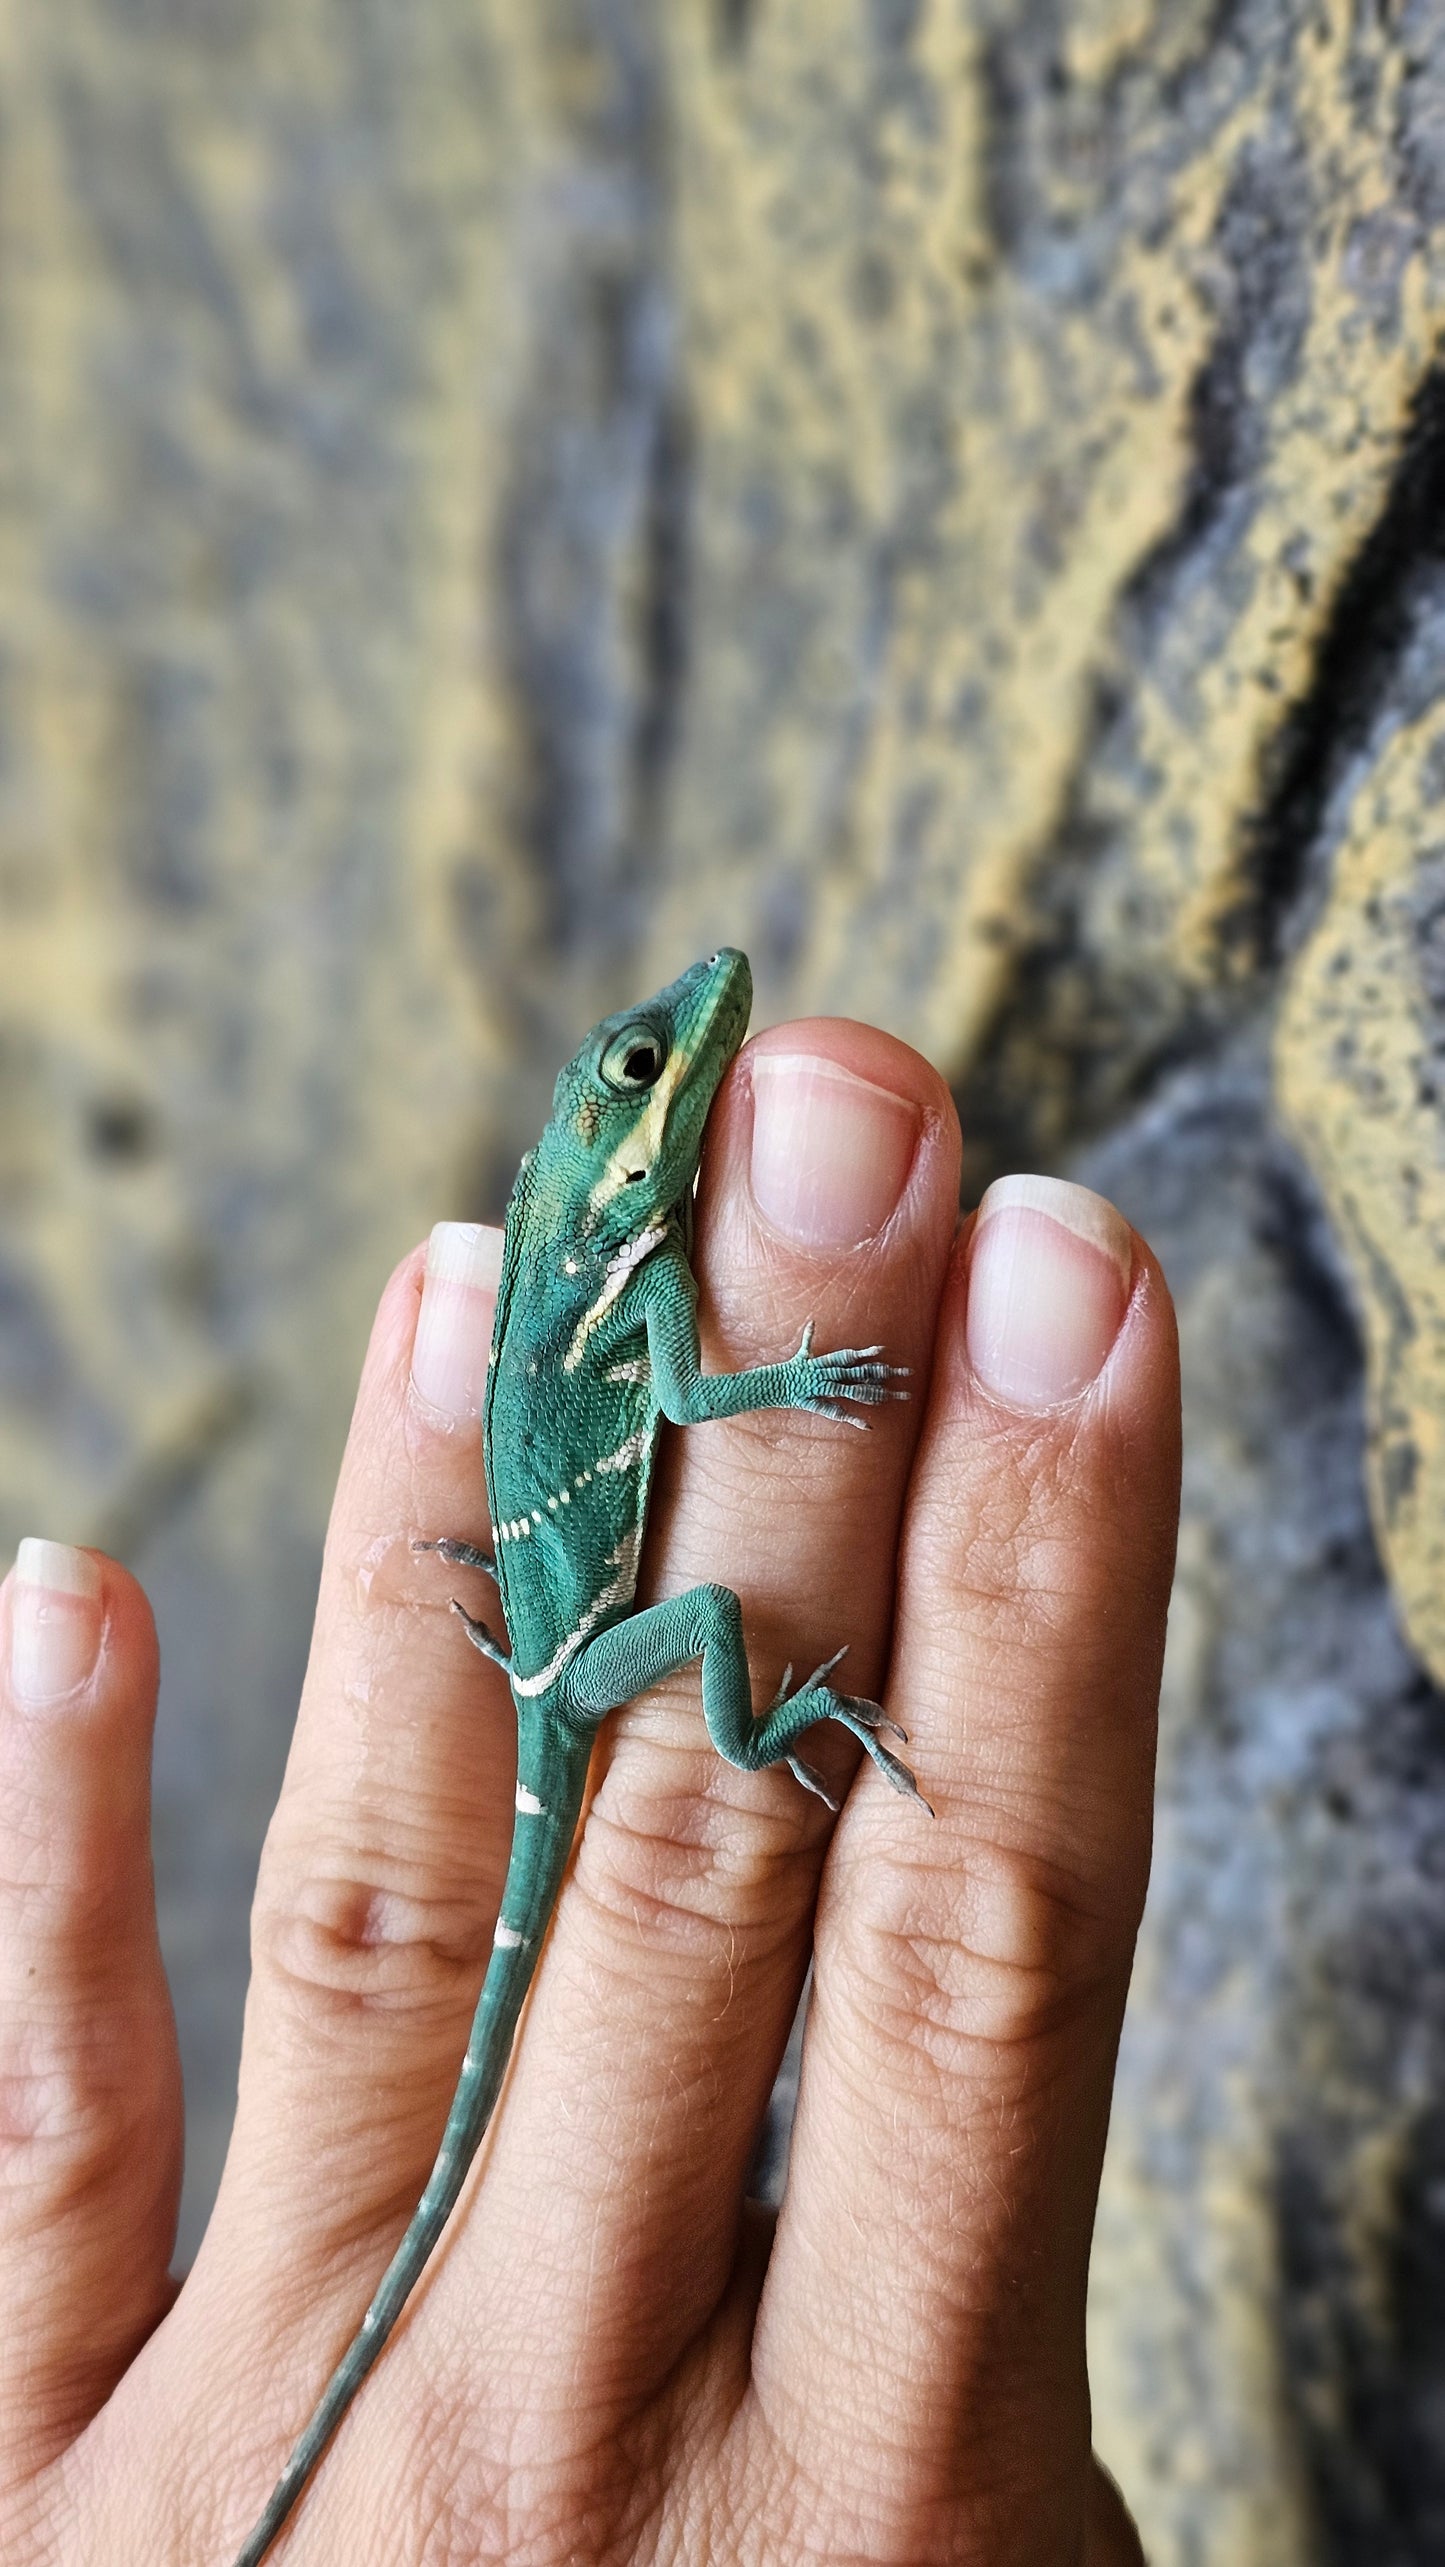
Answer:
[{"xmin": 1278, "ymin": 707, "xmax": 1445, "ymax": 1689}]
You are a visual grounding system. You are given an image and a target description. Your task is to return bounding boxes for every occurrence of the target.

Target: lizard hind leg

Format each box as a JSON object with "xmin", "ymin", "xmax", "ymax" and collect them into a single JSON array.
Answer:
[
  {"xmin": 451, "ymin": 1600, "xmax": 512, "ymax": 1672},
  {"xmin": 413, "ymin": 1536, "xmax": 500, "ymax": 1581},
  {"xmin": 563, "ymin": 1585, "xmax": 929, "ymax": 1811},
  {"xmin": 410, "ymin": 1541, "xmax": 511, "ymax": 1670}
]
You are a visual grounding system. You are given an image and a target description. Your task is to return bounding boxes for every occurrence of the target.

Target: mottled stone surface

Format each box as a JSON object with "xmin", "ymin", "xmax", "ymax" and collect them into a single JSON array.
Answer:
[
  {"xmin": 1084, "ymin": 1047, "xmax": 1445, "ymax": 2566},
  {"xmin": 1279, "ymin": 698, "xmax": 1445, "ymax": 1690},
  {"xmin": 3, "ymin": 3, "xmax": 1445, "ymax": 2557}
]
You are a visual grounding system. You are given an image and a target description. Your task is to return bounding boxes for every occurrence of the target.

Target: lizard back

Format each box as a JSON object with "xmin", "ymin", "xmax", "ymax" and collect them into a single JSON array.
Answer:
[{"xmin": 484, "ymin": 1158, "xmax": 674, "ymax": 1695}]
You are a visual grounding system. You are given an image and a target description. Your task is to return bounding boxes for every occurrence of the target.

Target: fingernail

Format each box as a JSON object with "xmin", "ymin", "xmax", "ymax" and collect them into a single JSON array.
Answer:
[
  {"xmin": 967, "ymin": 1175, "xmax": 1132, "ymax": 1410},
  {"xmin": 750, "ymin": 1052, "xmax": 920, "ymax": 1248},
  {"xmin": 10, "ymin": 1540, "xmax": 103, "ymax": 1705},
  {"xmin": 411, "ymin": 1223, "xmax": 503, "ymax": 1422}
]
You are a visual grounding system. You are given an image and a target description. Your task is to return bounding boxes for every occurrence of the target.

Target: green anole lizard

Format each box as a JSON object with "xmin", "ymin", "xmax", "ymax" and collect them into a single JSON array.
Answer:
[{"xmin": 232, "ymin": 948, "xmax": 926, "ymax": 2564}]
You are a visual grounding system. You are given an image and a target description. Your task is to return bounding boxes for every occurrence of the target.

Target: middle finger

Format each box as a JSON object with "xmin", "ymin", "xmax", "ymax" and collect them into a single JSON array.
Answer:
[{"xmin": 403, "ymin": 1020, "xmax": 960, "ymax": 2466}]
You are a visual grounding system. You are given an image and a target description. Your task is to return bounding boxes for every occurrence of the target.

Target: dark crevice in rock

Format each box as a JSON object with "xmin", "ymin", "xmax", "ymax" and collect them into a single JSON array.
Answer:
[
  {"xmin": 952, "ymin": 663, "xmax": 1238, "ymax": 1198},
  {"xmin": 713, "ymin": 0, "xmax": 756, "ymax": 56},
  {"xmin": 1247, "ymin": 1139, "xmax": 1364, "ymax": 1396},
  {"xmin": 1272, "ymin": 1683, "xmax": 1445, "ymax": 2566},
  {"xmin": 957, "ymin": 258, "xmax": 1445, "ymax": 1200},
  {"xmin": 1079, "ymin": 1031, "xmax": 1445, "ymax": 2562},
  {"xmin": 628, "ymin": 389, "xmax": 693, "ymax": 871},
  {"xmin": 85, "ymin": 1092, "xmax": 160, "ymax": 1164},
  {"xmin": 1236, "ymin": 363, "xmax": 1445, "ymax": 967},
  {"xmin": 1125, "ymin": 134, "xmax": 1312, "ymax": 643},
  {"xmin": 955, "ymin": 135, "xmax": 1319, "ymax": 1181}
]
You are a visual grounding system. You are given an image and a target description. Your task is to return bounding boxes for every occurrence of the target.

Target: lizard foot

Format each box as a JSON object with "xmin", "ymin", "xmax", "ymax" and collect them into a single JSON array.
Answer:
[
  {"xmin": 787, "ymin": 1320, "xmax": 911, "ymax": 1429},
  {"xmin": 769, "ymin": 1650, "xmax": 931, "ymax": 1813},
  {"xmin": 829, "ymin": 1704, "xmax": 934, "ymax": 1812},
  {"xmin": 413, "ymin": 1536, "xmax": 499, "ymax": 1580},
  {"xmin": 450, "ymin": 1599, "xmax": 512, "ymax": 1673}
]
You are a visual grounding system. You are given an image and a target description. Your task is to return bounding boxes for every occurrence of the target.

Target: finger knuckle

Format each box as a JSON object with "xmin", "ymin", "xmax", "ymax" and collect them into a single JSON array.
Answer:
[
  {"xmin": 251, "ymin": 1847, "xmax": 491, "ymax": 2035},
  {"xmin": 0, "ymin": 2013, "xmax": 168, "ymax": 2222},
  {"xmin": 412, "ymin": 2400, "xmax": 657, "ymax": 2567},
  {"xmin": 572, "ymin": 1766, "xmax": 804, "ymax": 1971},
  {"xmin": 834, "ymin": 1834, "xmax": 1131, "ymax": 2080}
]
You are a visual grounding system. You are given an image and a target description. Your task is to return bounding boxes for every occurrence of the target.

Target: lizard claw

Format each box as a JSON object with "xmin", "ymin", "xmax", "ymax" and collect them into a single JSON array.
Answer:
[
  {"xmin": 794, "ymin": 1646, "xmax": 850, "ymax": 1695},
  {"xmin": 450, "ymin": 1599, "xmax": 512, "ymax": 1673},
  {"xmin": 786, "ymin": 1753, "xmax": 841, "ymax": 1811},
  {"xmin": 767, "ymin": 1648, "xmax": 930, "ymax": 1812},
  {"xmin": 836, "ymin": 1692, "xmax": 909, "ymax": 1744},
  {"xmin": 827, "ymin": 1696, "xmax": 933, "ymax": 1811},
  {"xmin": 414, "ymin": 1536, "xmax": 500, "ymax": 1582}
]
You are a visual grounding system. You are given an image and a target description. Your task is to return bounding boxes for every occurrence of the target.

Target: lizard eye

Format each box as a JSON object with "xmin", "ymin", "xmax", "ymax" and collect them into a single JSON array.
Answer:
[{"xmin": 599, "ymin": 1022, "xmax": 667, "ymax": 1094}]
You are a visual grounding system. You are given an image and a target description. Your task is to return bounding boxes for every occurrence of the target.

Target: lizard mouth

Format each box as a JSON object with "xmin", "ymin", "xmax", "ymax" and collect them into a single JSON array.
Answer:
[{"xmin": 677, "ymin": 947, "xmax": 752, "ymax": 1082}]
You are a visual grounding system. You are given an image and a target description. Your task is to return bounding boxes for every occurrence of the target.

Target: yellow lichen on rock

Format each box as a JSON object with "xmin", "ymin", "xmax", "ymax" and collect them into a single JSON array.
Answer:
[
  {"xmin": 1113, "ymin": 17, "xmax": 1440, "ymax": 982},
  {"xmin": 653, "ymin": 0, "xmax": 1222, "ymax": 1051},
  {"xmin": 1277, "ymin": 705, "xmax": 1445, "ymax": 1683}
]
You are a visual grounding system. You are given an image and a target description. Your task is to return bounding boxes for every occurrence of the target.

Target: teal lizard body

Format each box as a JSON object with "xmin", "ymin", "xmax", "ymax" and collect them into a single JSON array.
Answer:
[{"xmin": 233, "ymin": 949, "xmax": 924, "ymax": 2564}]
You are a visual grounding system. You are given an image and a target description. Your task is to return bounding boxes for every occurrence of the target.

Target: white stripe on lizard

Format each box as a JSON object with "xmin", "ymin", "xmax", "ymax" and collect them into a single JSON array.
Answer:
[
  {"xmin": 509, "ymin": 1524, "xmax": 645, "ymax": 1697},
  {"xmin": 562, "ymin": 1224, "xmax": 666, "ymax": 1373},
  {"xmin": 496, "ymin": 1434, "xmax": 650, "ymax": 1536}
]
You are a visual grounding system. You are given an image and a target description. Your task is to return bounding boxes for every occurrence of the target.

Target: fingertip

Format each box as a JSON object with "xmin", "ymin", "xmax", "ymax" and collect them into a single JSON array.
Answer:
[
  {"xmin": 747, "ymin": 1014, "xmax": 959, "ymax": 1134},
  {"xmin": 93, "ymin": 1550, "xmax": 162, "ymax": 1696},
  {"xmin": 410, "ymin": 1222, "xmax": 505, "ymax": 1426},
  {"xmin": 3, "ymin": 1543, "xmax": 158, "ymax": 1728},
  {"xmin": 703, "ymin": 1018, "xmax": 963, "ymax": 1266},
  {"xmin": 366, "ymin": 1236, "xmax": 433, "ymax": 1387},
  {"xmin": 349, "ymin": 1227, "xmax": 506, "ymax": 1448},
  {"xmin": 0, "ymin": 1547, "xmax": 164, "ymax": 1945},
  {"xmin": 1107, "ymin": 1226, "xmax": 1183, "ymax": 1472},
  {"xmin": 938, "ymin": 1180, "xmax": 1179, "ymax": 1458}
]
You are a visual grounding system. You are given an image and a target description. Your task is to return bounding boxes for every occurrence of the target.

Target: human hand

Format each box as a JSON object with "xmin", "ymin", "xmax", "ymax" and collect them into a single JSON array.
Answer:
[{"xmin": 0, "ymin": 1014, "xmax": 1175, "ymax": 2564}]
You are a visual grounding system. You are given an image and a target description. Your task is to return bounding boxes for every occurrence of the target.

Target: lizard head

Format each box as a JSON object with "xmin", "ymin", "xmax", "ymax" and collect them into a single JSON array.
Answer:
[{"xmin": 542, "ymin": 949, "xmax": 753, "ymax": 1246}]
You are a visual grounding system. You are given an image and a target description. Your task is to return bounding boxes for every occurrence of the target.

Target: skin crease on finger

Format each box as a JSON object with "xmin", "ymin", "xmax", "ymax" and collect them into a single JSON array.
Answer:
[{"xmin": 0, "ymin": 1016, "xmax": 1174, "ymax": 2567}]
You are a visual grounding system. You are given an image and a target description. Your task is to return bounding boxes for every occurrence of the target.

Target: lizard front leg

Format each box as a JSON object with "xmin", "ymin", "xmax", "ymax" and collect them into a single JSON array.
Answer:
[
  {"xmin": 638, "ymin": 1247, "xmax": 908, "ymax": 1430},
  {"xmin": 564, "ymin": 1586, "xmax": 927, "ymax": 1808}
]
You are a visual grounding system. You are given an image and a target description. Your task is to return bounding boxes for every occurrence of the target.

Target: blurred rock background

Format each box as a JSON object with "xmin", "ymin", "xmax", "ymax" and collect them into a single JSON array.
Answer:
[{"xmin": 2, "ymin": 2, "xmax": 1444, "ymax": 2557}]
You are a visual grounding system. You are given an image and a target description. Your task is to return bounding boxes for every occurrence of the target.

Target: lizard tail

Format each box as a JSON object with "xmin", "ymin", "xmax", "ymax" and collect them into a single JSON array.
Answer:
[{"xmin": 230, "ymin": 1717, "xmax": 592, "ymax": 2566}]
